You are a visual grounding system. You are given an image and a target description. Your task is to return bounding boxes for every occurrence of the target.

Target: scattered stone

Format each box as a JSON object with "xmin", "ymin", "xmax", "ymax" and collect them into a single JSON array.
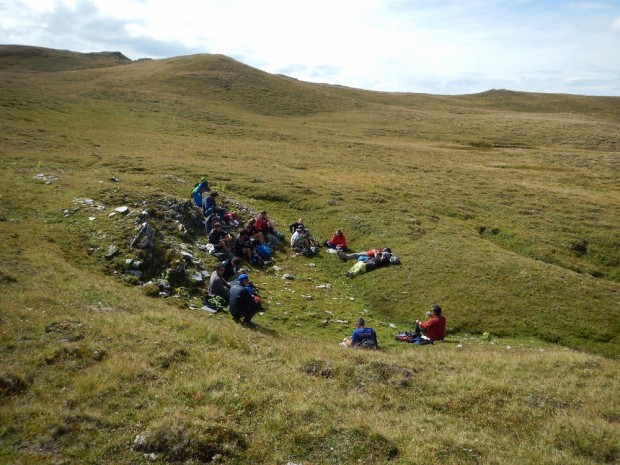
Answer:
[
  {"xmin": 110, "ymin": 176, "xmax": 120, "ymax": 182},
  {"xmin": 130, "ymin": 222, "xmax": 155, "ymax": 249},
  {"xmin": 316, "ymin": 284, "xmax": 331, "ymax": 289},
  {"xmin": 108, "ymin": 212, "xmax": 117, "ymax": 218},
  {"xmin": 282, "ymin": 274, "xmax": 295, "ymax": 280},
  {"xmin": 334, "ymin": 319, "xmax": 349, "ymax": 324},
  {"xmin": 115, "ymin": 206, "xmax": 129, "ymax": 215},
  {"xmin": 389, "ymin": 323, "xmax": 397, "ymax": 329},
  {"xmin": 129, "ymin": 270, "xmax": 142, "ymax": 279},
  {"xmin": 202, "ymin": 306, "xmax": 218, "ymax": 313},
  {"xmin": 33, "ymin": 173, "xmax": 58, "ymax": 184},
  {"xmin": 105, "ymin": 245, "xmax": 119, "ymax": 259},
  {"xmin": 89, "ymin": 217, "xmax": 96, "ymax": 221},
  {"xmin": 272, "ymin": 265, "xmax": 282, "ymax": 271}
]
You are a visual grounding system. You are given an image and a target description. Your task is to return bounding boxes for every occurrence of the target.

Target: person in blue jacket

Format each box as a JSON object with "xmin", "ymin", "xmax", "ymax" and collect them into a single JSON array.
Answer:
[
  {"xmin": 192, "ymin": 178, "xmax": 210, "ymax": 207},
  {"xmin": 346, "ymin": 317, "xmax": 378, "ymax": 348}
]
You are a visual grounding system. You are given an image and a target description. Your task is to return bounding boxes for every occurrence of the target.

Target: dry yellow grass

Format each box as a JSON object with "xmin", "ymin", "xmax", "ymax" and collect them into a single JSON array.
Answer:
[{"xmin": 0, "ymin": 46, "xmax": 618, "ymax": 464}]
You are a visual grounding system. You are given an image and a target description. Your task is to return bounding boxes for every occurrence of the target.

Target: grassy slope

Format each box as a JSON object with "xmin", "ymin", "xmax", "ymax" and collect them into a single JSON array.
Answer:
[{"xmin": 0, "ymin": 47, "xmax": 619, "ymax": 464}]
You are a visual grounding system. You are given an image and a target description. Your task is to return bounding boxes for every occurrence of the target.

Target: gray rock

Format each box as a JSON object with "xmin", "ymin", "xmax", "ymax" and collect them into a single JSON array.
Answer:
[
  {"xmin": 105, "ymin": 246, "xmax": 119, "ymax": 259},
  {"xmin": 115, "ymin": 206, "xmax": 129, "ymax": 215}
]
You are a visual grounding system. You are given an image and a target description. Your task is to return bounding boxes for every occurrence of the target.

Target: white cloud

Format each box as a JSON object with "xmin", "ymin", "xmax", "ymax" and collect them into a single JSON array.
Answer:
[{"xmin": 1, "ymin": 0, "xmax": 619, "ymax": 95}]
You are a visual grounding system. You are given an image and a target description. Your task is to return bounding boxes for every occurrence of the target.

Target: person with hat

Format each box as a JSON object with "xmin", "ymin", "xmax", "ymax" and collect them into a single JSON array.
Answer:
[
  {"xmin": 290, "ymin": 225, "xmax": 311, "ymax": 251},
  {"xmin": 342, "ymin": 317, "xmax": 378, "ymax": 348},
  {"xmin": 208, "ymin": 262, "xmax": 231, "ymax": 304},
  {"xmin": 229, "ymin": 273, "xmax": 261, "ymax": 325}
]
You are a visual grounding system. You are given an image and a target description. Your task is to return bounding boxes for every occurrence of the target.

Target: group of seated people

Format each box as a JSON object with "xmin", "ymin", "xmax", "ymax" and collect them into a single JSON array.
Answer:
[{"xmin": 192, "ymin": 177, "xmax": 403, "ymax": 327}]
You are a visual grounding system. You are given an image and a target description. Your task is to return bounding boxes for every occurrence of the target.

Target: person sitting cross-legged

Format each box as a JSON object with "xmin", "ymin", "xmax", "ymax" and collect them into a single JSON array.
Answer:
[
  {"xmin": 208, "ymin": 222, "xmax": 233, "ymax": 254},
  {"xmin": 325, "ymin": 229, "xmax": 347, "ymax": 251},
  {"xmin": 290, "ymin": 226, "xmax": 311, "ymax": 252},
  {"xmin": 414, "ymin": 304, "xmax": 446, "ymax": 342},
  {"xmin": 343, "ymin": 317, "xmax": 378, "ymax": 349}
]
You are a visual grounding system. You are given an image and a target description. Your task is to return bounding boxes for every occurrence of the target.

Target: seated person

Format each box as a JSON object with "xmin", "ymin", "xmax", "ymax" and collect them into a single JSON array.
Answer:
[
  {"xmin": 234, "ymin": 230, "xmax": 255, "ymax": 261},
  {"xmin": 325, "ymin": 229, "xmax": 347, "ymax": 251},
  {"xmin": 208, "ymin": 222, "xmax": 233, "ymax": 253},
  {"xmin": 192, "ymin": 178, "xmax": 210, "ymax": 208},
  {"xmin": 255, "ymin": 211, "xmax": 274, "ymax": 235},
  {"xmin": 229, "ymin": 274, "xmax": 261, "ymax": 325},
  {"xmin": 255, "ymin": 211, "xmax": 284, "ymax": 245},
  {"xmin": 223, "ymin": 211, "xmax": 241, "ymax": 227},
  {"xmin": 342, "ymin": 318, "xmax": 378, "ymax": 349},
  {"xmin": 290, "ymin": 226, "xmax": 311, "ymax": 251},
  {"xmin": 289, "ymin": 218, "xmax": 318, "ymax": 245},
  {"xmin": 245, "ymin": 218, "xmax": 266, "ymax": 245},
  {"xmin": 208, "ymin": 262, "xmax": 230, "ymax": 304},
  {"xmin": 339, "ymin": 247, "xmax": 391, "ymax": 262},
  {"xmin": 289, "ymin": 217, "xmax": 305, "ymax": 234},
  {"xmin": 204, "ymin": 213, "xmax": 218, "ymax": 234},
  {"xmin": 203, "ymin": 191, "xmax": 227, "ymax": 221},
  {"xmin": 346, "ymin": 251, "xmax": 392, "ymax": 278},
  {"xmin": 222, "ymin": 256, "xmax": 245, "ymax": 283},
  {"xmin": 415, "ymin": 304, "xmax": 446, "ymax": 342}
]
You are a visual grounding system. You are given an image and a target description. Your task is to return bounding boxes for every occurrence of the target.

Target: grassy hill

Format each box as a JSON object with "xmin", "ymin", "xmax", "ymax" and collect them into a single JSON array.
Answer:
[{"xmin": 0, "ymin": 46, "xmax": 618, "ymax": 465}]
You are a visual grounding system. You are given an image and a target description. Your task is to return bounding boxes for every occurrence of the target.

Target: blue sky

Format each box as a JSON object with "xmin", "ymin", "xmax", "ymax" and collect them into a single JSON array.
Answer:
[{"xmin": 2, "ymin": 0, "xmax": 619, "ymax": 96}]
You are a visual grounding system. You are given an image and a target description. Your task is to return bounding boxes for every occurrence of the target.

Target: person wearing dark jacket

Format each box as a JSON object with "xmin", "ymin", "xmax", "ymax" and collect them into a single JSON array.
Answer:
[{"xmin": 229, "ymin": 274, "xmax": 260, "ymax": 325}]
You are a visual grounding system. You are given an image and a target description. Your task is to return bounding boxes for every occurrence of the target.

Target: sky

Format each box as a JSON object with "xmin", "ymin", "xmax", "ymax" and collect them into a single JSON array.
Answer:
[{"xmin": 2, "ymin": 0, "xmax": 620, "ymax": 96}]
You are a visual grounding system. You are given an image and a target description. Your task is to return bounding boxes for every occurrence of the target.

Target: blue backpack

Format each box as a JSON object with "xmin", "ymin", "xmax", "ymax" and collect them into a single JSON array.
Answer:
[{"xmin": 255, "ymin": 244, "xmax": 272, "ymax": 260}]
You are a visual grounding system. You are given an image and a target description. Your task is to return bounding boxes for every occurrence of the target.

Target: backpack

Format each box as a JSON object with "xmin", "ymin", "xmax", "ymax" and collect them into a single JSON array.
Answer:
[
  {"xmin": 255, "ymin": 244, "xmax": 272, "ymax": 260},
  {"xmin": 191, "ymin": 178, "xmax": 210, "ymax": 198}
]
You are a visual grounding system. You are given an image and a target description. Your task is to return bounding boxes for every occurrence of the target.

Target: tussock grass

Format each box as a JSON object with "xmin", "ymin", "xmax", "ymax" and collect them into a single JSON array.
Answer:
[{"xmin": 0, "ymin": 46, "xmax": 619, "ymax": 464}]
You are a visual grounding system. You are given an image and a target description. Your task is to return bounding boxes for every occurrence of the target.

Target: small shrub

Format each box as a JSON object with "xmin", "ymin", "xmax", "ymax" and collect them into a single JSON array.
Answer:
[
  {"xmin": 142, "ymin": 282, "xmax": 160, "ymax": 297},
  {"xmin": 134, "ymin": 419, "xmax": 247, "ymax": 462},
  {"xmin": 0, "ymin": 373, "xmax": 30, "ymax": 396}
]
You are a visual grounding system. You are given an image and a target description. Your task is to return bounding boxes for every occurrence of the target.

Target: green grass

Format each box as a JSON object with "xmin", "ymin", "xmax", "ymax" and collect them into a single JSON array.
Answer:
[{"xmin": 0, "ymin": 46, "xmax": 619, "ymax": 464}]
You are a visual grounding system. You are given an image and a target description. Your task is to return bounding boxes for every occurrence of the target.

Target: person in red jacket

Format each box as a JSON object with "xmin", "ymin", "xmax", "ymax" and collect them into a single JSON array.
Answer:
[
  {"xmin": 415, "ymin": 304, "xmax": 446, "ymax": 341},
  {"xmin": 325, "ymin": 229, "xmax": 348, "ymax": 251}
]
